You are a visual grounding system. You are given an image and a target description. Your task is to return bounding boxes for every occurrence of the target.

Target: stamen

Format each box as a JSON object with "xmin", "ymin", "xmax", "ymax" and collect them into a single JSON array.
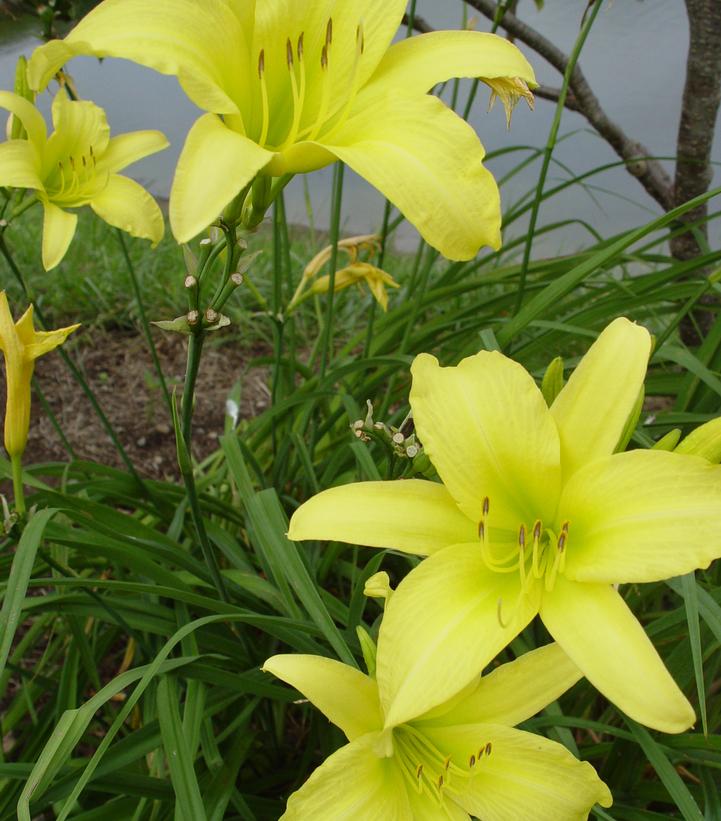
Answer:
[
  {"xmin": 322, "ymin": 21, "xmax": 366, "ymax": 140},
  {"xmin": 482, "ymin": 496, "xmax": 490, "ymax": 516},
  {"xmin": 438, "ymin": 774, "xmax": 444, "ymax": 790},
  {"xmin": 280, "ymin": 33, "xmax": 306, "ymax": 148},
  {"xmin": 532, "ymin": 519, "xmax": 543, "ymax": 579},
  {"xmin": 485, "ymin": 742, "xmax": 492, "ymax": 756},
  {"xmin": 257, "ymin": 49, "xmax": 269, "ymax": 146},
  {"xmin": 518, "ymin": 524, "xmax": 527, "ymax": 586},
  {"xmin": 469, "ymin": 754, "xmax": 476, "ymax": 767},
  {"xmin": 416, "ymin": 763, "xmax": 423, "ymax": 779}
]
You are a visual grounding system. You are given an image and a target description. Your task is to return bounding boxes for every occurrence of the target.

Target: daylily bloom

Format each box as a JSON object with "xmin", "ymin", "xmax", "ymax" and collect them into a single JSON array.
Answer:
[
  {"xmin": 27, "ymin": 1, "xmax": 536, "ymax": 259},
  {"xmin": 309, "ymin": 261, "xmax": 400, "ymax": 311},
  {"xmin": 0, "ymin": 291, "xmax": 79, "ymax": 458},
  {"xmin": 0, "ymin": 89, "xmax": 167, "ymax": 269},
  {"xmin": 264, "ymin": 643, "xmax": 612, "ymax": 819},
  {"xmin": 289, "ymin": 318, "xmax": 721, "ymax": 732}
]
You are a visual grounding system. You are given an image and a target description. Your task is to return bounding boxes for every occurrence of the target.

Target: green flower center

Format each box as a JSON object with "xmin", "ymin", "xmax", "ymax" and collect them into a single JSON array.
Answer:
[
  {"xmin": 46, "ymin": 145, "xmax": 107, "ymax": 205},
  {"xmin": 478, "ymin": 496, "xmax": 569, "ymax": 599},
  {"xmin": 393, "ymin": 724, "xmax": 491, "ymax": 804}
]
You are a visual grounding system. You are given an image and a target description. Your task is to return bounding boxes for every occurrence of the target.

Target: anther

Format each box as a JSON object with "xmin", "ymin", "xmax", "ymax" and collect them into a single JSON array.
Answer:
[
  {"xmin": 444, "ymin": 756, "xmax": 451, "ymax": 771},
  {"xmin": 478, "ymin": 521, "xmax": 485, "ymax": 540},
  {"xmin": 286, "ymin": 38, "xmax": 294, "ymax": 68},
  {"xmin": 357, "ymin": 22, "xmax": 365, "ymax": 53},
  {"xmin": 438, "ymin": 774, "xmax": 444, "ymax": 789},
  {"xmin": 485, "ymin": 742, "xmax": 492, "ymax": 756},
  {"xmin": 416, "ymin": 763, "xmax": 423, "ymax": 779},
  {"xmin": 325, "ymin": 17, "xmax": 333, "ymax": 47},
  {"xmin": 297, "ymin": 33, "xmax": 304, "ymax": 59},
  {"xmin": 533, "ymin": 520, "xmax": 542, "ymax": 541},
  {"xmin": 469, "ymin": 754, "xmax": 476, "ymax": 767},
  {"xmin": 320, "ymin": 44, "xmax": 328, "ymax": 70},
  {"xmin": 81, "ymin": 155, "xmax": 87, "ymax": 167},
  {"xmin": 518, "ymin": 524, "xmax": 526, "ymax": 548},
  {"xmin": 557, "ymin": 532, "xmax": 566, "ymax": 552},
  {"xmin": 482, "ymin": 496, "xmax": 490, "ymax": 516},
  {"xmin": 257, "ymin": 49, "xmax": 265, "ymax": 78}
]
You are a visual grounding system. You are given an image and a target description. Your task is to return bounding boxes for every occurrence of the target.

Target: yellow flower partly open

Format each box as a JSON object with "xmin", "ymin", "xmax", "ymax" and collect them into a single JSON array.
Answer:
[
  {"xmin": 28, "ymin": 0, "xmax": 536, "ymax": 259},
  {"xmin": 0, "ymin": 291, "xmax": 79, "ymax": 458},
  {"xmin": 0, "ymin": 89, "xmax": 167, "ymax": 269},
  {"xmin": 265, "ymin": 643, "xmax": 611, "ymax": 820},
  {"xmin": 289, "ymin": 318, "xmax": 721, "ymax": 732}
]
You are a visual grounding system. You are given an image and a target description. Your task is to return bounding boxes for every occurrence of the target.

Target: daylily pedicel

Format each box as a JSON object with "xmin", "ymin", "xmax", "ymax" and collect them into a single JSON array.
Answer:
[
  {"xmin": 264, "ymin": 642, "xmax": 611, "ymax": 819},
  {"xmin": 289, "ymin": 318, "xmax": 721, "ymax": 732},
  {"xmin": 28, "ymin": 0, "xmax": 536, "ymax": 259},
  {"xmin": 0, "ymin": 89, "xmax": 167, "ymax": 269}
]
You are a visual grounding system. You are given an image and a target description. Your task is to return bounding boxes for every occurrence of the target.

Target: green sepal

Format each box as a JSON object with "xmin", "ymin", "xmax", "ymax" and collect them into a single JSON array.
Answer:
[
  {"xmin": 541, "ymin": 355, "xmax": 564, "ymax": 406},
  {"xmin": 356, "ymin": 625, "xmax": 377, "ymax": 678},
  {"xmin": 152, "ymin": 315, "xmax": 193, "ymax": 335},
  {"xmin": 652, "ymin": 428, "xmax": 681, "ymax": 451}
]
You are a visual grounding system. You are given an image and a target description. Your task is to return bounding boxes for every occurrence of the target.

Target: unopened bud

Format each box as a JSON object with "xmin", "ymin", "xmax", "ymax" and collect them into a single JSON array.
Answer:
[{"xmin": 364, "ymin": 571, "xmax": 393, "ymax": 602}]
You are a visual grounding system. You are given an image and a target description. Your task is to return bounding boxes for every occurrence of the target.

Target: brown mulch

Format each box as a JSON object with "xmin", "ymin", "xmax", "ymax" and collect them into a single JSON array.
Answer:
[{"xmin": 3, "ymin": 329, "xmax": 271, "ymax": 482}]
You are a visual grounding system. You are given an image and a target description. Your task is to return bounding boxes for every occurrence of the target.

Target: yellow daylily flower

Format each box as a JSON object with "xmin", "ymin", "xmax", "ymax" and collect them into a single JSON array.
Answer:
[
  {"xmin": 310, "ymin": 262, "xmax": 400, "ymax": 311},
  {"xmin": 0, "ymin": 291, "xmax": 79, "ymax": 458},
  {"xmin": 27, "ymin": 1, "xmax": 537, "ymax": 259},
  {"xmin": 289, "ymin": 318, "xmax": 721, "ymax": 732},
  {"xmin": 0, "ymin": 89, "xmax": 168, "ymax": 269},
  {"xmin": 264, "ymin": 643, "xmax": 611, "ymax": 820}
]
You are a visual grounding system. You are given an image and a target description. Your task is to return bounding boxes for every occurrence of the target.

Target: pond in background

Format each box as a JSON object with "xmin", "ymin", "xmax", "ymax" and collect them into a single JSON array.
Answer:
[{"xmin": 1, "ymin": 2, "xmax": 718, "ymax": 255}]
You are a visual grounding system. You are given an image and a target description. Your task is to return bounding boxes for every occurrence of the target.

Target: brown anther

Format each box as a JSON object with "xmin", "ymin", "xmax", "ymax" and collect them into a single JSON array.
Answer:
[
  {"xmin": 69, "ymin": 156, "xmax": 76, "ymax": 170},
  {"xmin": 478, "ymin": 521, "xmax": 485, "ymax": 540},
  {"xmin": 357, "ymin": 23, "xmax": 365, "ymax": 53},
  {"xmin": 485, "ymin": 742, "xmax": 492, "ymax": 756},
  {"xmin": 320, "ymin": 44, "xmax": 328, "ymax": 70},
  {"xmin": 444, "ymin": 756, "xmax": 451, "ymax": 771},
  {"xmin": 416, "ymin": 763, "xmax": 423, "ymax": 779},
  {"xmin": 557, "ymin": 532, "xmax": 566, "ymax": 552},
  {"xmin": 518, "ymin": 524, "xmax": 526, "ymax": 548},
  {"xmin": 297, "ymin": 33, "xmax": 304, "ymax": 59},
  {"xmin": 286, "ymin": 38, "xmax": 294, "ymax": 68},
  {"xmin": 561, "ymin": 520, "xmax": 569, "ymax": 533},
  {"xmin": 81, "ymin": 155, "xmax": 87, "ymax": 167},
  {"xmin": 482, "ymin": 496, "xmax": 490, "ymax": 516},
  {"xmin": 438, "ymin": 774, "xmax": 444, "ymax": 789},
  {"xmin": 469, "ymin": 754, "xmax": 476, "ymax": 767},
  {"xmin": 258, "ymin": 49, "xmax": 265, "ymax": 78},
  {"xmin": 89, "ymin": 145, "xmax": 94, "ymax": 156},
  {"xmin": 533, "ymin": 520, "xmax": 542, "ymax": 541},
  {"xmin": 325, "ymin": 17, "xmax": 333, "ymax": 46}
]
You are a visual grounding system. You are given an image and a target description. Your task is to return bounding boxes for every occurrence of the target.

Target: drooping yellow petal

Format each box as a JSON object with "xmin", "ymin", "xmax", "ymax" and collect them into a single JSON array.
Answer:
[
  {"xmin": 540, "ymin": 577, "xmax": 695, "ymax": 733},
  {"xmin": 28, "ymin": 0, "xmax": 251, "ymax": 116},
  {"xmin": 377, "ymin": 543, "xmax": 538, "ymax": 728},
  {"xmin": 425, "ymin": 724, "xmax": 612, "ymax": 820},
  {"xmin": 417, "ymin": 643, "xmax": 581, "ymax": 729},
  {"xmin": 410, "ymin": 349, "xmax": 561, "ymax": 530},
  {"xmin": 263, "ymin": 655, "xmax": 382, "ymax": 742},
  {"xmin": 280, "ymin": 733, "xmax": 412, "ymax": 821},
  {"xmin": 98, "ymin": 130, "xmax": 169, "ymax": 174},
  {"xmin": 367, "ymin": 31, "xmax": 536, "ymax": 97},
  {"xmin": 324, "ymin": 91, "xmax": 500, "ymax": 260},
  {"xmin": 41, "ymin": 200, "xmax": 77, "ymax": 270},
  {"xmin": 169, "ymin": 113, "xmax": 274, "ymax": 242},
  {"xmin": 288, "ymin": 479, "xmax": 477, "ymax": 556},
  {"xmin": 90, "ymin": 174, "xmax": 164, "ymax": 246},
  {"xmin": 550, "ymin": 318, "xmax": 651, "ymax": 481},
  {"xmin": 0, "ymin": 90, "xmax": 47, "ymax": 153},
  {"xmin": 0, "ymin": 141, "xmax": 43, "ymax": 190},
  {"xmin": 561, "ymin": 449, "xmax": 721, "ymax": 583}
]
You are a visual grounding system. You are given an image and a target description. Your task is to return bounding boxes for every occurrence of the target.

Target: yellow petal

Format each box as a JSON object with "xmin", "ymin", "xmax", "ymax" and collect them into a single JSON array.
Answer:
[
  {"xmin": 45, "ymin": 91, "xmax": 110, "ymax": 172},
  {"xmin": 0, "ymin": 141, "xmax": 43, "ymax": 191},
  {"xmin": 263, "ymin": 654, "xmax": 382, "ymax": 741},
  {"xmin": 90, "ymin": 174, "xmax": 164, "ymax": 246},
  {"xmin": 409, "ymin": 350, "xmax": 561, "ymax": 530},
  {"xmin": 561, "ymin": 449, "xmax": 721, "ymax": 582},
  {"xmin": 675, "ymin": 416, "xmax": 721, "ymax": 462},
  {"xmin": 169, "ymin": 114, "xmax": 274, "ymax": 242},
  {"xmin": 23, "ymin": 326, "xmax": 79, "ymax": 360},
  {"xmin": 425, "ymin": 724, "xmax": 612, "ymax": 819},
  {"xmin": 280, "ymin": 733, "xmax": 412, "ymax": 821},
  {"xmin": 41, "ymin": 200, "xmax": 77, "ymax": 270},
  {"xmin": 0, "ymin": 90, "xmax": 47, "ymax": 153},
  {"xmin": 28, "ymin": 0, "xmax": 250, "ymax": 115},
  {"xmin": 418, "ymin": 643, "xmax": 581, "ymax": 728},
  {"xmin": 98, "ymin": 130, "xmax": 169, "ymax": 174},
  {"xmin": 377, "ymin": 543, "xmax": 538, "ymax": 728},
  {"xmin": 550, "ymin": 318, "xmax": 652, "ymax": 481},
  {"xmin": 540, "ymin": 576, "xmax": 695, "ymax": 733},
  {"xmin": 326, "ymin": 91, "xmax": 501, "ymax": 260},
  {"xmin": 288, "ymin": 479, "xmax": 477, "ymax": 556},
  {"xmin": 368, "ymin": 31, "xmax": 536, "ymax": 96}
]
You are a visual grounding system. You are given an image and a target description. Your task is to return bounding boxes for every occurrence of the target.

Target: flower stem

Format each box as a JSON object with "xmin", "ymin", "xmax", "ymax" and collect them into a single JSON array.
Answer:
[
  {"xmin": 318, "ymin": 162, "xmax": 345, "ymax": 379},
  {"xmin": 11, "ymin": 453, "xmax": 25, "ymax": 516}
]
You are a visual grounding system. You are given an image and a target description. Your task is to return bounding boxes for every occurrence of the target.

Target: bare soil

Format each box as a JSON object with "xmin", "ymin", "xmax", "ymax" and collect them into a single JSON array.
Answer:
[{"xmin": 2, "ymin": 329, "xmax": 271, "ymax": 481}]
